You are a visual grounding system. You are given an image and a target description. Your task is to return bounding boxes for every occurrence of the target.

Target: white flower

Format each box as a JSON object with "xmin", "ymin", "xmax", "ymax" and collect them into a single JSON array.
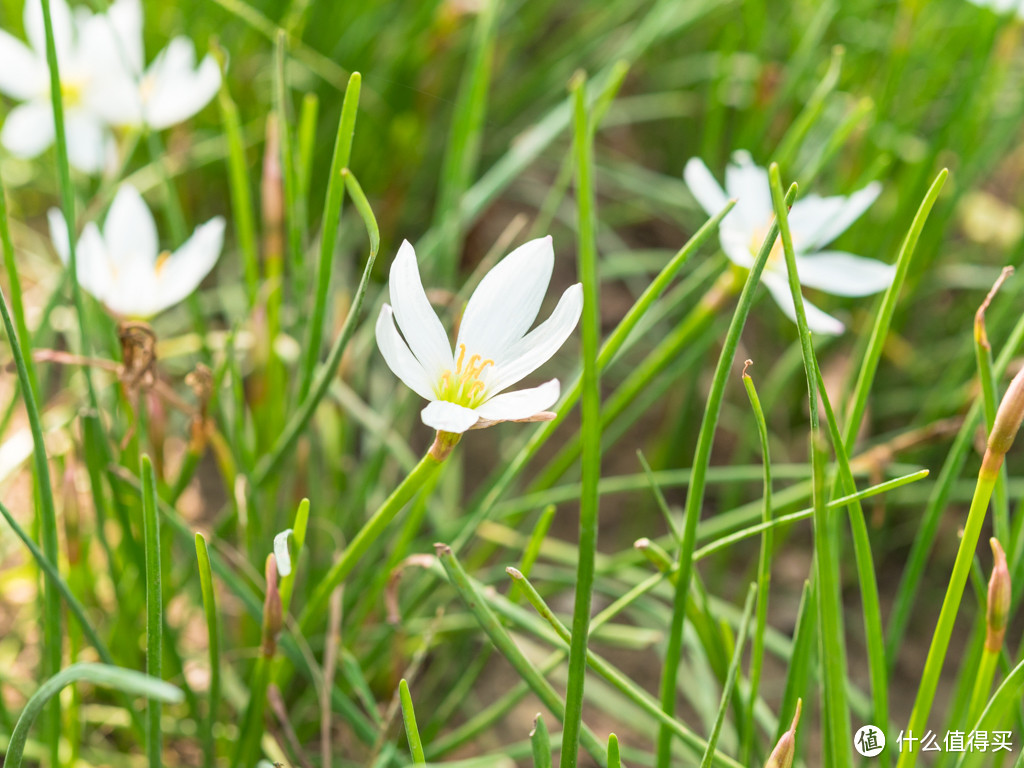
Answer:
[
  {"xmin": 375, "ymin": 236, "xmax": 583, "ymax": 434},
  {"xmin": 0, "ymin": 0, "xmax": 138, "ymax": 172},
  {"xmin": 684, "ymin": 150, "xmax": 894, "ymax": 335},
  {"xmin": 93, "ymin": 34, "xmax": 221, "ymax": 131},
  {"xmin": 48, "ymin": 183, "xmax": 225, "ymax": 318},
  {"xmin": 964, "ymin": 0, "xmax": 1024, "ymax": 17}
]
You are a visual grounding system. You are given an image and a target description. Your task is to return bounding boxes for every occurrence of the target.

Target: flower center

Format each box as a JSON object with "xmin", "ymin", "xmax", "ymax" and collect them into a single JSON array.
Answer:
[
  {"xmin": 60, "ymin": 78, "xmax": 84, "ymax": 107},
  {"xmin": 140, "ymin": 74, "xmax": 156, "ymax": 104},
  {"xmin": 749, "ymin": 223, "xmax": 785, "ymax": 267},
  {"xmin": 437, "ymin": 343, "xmax": 494, "ymax": 408}
]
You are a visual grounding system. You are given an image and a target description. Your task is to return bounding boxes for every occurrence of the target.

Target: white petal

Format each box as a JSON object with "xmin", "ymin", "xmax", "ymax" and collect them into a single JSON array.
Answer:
[
  {"xmin": 47, "ymin": 207, "xmax": 70, "ymax": 263},
  {"xmin": 793, "ymin": 251, "xmax": 895, "ymax": 297},
  {"xmin": 456, "ymin": 235, "xmax": 554, "ymax": 361},
  {"xmin": 104, "ymin": 184, "xmax": 158, "ymax": 267},
  {"xmin": 683, "ymin": 157, "xmax": 729, "ymax": 217},
  {"xmin": 724, "ymin": 150, "xmax": 773, "ymax": 232},
  {"xmin": 761, "ymin": 271, "xmax": 845, "ymax": 335},
  {"xmin": 388, "ymin": 239, "xmax": 453, "ymax": 380},
  {"xmin": 142, "ymin": 40, "xmax": 221, "ymax": 130},
  {"xmin": 788, "ymin": 182, "xmax": 881, "ymax": 252},
  {"xmin": 375, "ymin": 304, "xmax": 437, "ymax": 401},
  {"xmin": 98, "ymin": 0, "xmax": 143, "ymax": 73},
  {"xmin": 0, "ymin": 31, "xmax": 46, "ymax": 99},
  {"xmin": 152, "ymin": 216, "xmax": 225, "ymax": 314},
  {"xmin": 84, "ymin": 68, "xmax": 143, "ymax": 127},
  {"xmin": 721, "ymin": 226, "xmax": 756, "ymax": 269},
  {"xmin": 420, "ymin": 400, "xmax": 480, "ymax": 434},
  {"xmin": 64, "ymin": 110, "xmax": 110, "ymax": 174},
  {"xmin": 75, "ymin": 221, "xmax": 117, "ymax": 304},
  {"xmin": 476, "ymin": 379, "xmax": 560, "ymax": 422},
  {"xmin": 492, "ymin": 282, "xmax": 583, "ymax": 392},
  {"xmin": 25, "ymin": 0, "xmax": 73, "ymax": 63},
  {"xmin": 1, "ymin": 101, "xmax": 54, "ymax": 158}
]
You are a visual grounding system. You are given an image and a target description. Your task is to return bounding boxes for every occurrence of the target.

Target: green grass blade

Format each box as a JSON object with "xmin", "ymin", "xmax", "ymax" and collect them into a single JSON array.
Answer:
[
  {"xmin": 607, "ymin": 734, "xmax": 621, "ymax": 768},
  {"xmin": 141, "ymin": 455, "xmax": 163, "ymax": 768},
  {"xmin": 4, "ymin": 663, "xmax": 183, "ymax": 768},
  {"xmin": 654, "ymin": 184, "xmax": 797, "ymax": 768},
  {"xmin": 253, "ymin": 167, "xmax": 378, "ymax": 486},
  {"xmin": 432, "ymin": 0, "xmax": 500, "ymax": 284},
  {"xmin": 560, "ymin": 71, "xmax": 602, "ymax": 768},
  {"xmin": 700, "ymin": 582, "xmax": 756, "ymax": 768},
  {"xmin": 769, "ymin": 163, "xmax": 850, "ymax": 768},
  {"xmin": 298, "ymin": 72, "xmax": 361, "ymax": 402},
  {"xmin": 274, "ymin": 32, "xmax": 305, "ymax": 297},
  {"xmin": 296, "ymin": 92, "xmax": 319, "ymax": 231},
  {"xmin": 195, "ymin": 533, "xmax": 221, "ymax": 768},
  {"xmin": 399, "ymin": 679, "xmax": 427, "ymax": 763},
  {"xmin": 532, "ymin": 715, "xmax": 553, "ymax": 768}
]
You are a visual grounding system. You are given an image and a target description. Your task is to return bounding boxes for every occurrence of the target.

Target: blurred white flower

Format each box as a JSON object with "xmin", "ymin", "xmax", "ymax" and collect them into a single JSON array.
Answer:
[
  {"xmin": 684, "ymin": 150, "xmax": 894, "ymax": 335},
  {"xmin": 94, "ymin": 34, "xmax": 221, "ymax": 131},
  {"xmin": 964, "ymin": 0, "xmax": 1024, "ymax": 17},
  {"xmin": 0, "ymin": 0, "xmax": 139, "ymax": 172},
  {"xmin": 48, "ymin": 183, "xmax": 225, "ymax": 318},
  {"xmin": 375, "ymin": 237, "xmax": 583, "ymax": 434}
]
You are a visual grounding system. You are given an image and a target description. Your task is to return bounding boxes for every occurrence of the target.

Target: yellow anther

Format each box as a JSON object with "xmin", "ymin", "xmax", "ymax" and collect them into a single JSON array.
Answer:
[
  {"xmin": 456, "ymin": 344, "xmax": 466, "ymax": 374},
  {"xmin": 155, "ymin": 250, "xmax": 172, "ymax": 275}
]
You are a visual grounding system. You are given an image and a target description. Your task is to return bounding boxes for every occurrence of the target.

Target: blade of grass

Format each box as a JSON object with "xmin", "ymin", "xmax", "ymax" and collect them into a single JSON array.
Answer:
[
  {"xmin": 532, "ymin": 715, "xmax": 553, "ymax": 768},
  {"xmin": 654, "ymin": 184, "xmax": 797, "ymax": 768},
  {"xmin": 274, "ymin": 32, "xmax": 305, "ymax": 297},
  {"xmin": 560, "ymin": 70, "xmax": 602, "ymax": 768},
  {"xmin": 252, "ymin": 168, "xmax": 378, "ymax": 487},
  {"xmin": 195, "ymin": 533, "xmax": 221, "ymax": 768},
  {"xmin": 432, "ymin": 0, "xmax": 500, "ymax": 284},
  {"xmin": 3, "ymin": 663, "xmax": 183, "ymax": 768},
  {"xmin": 0, "ymin": 169, "xmax": 63, "ymax": 763},
  {"xmin": 700, "ymin": 583, "xmax": 756, "ymax": 768},
  {"xmin": 769, "ymin": 162, "xmax": 850, "ymax": 768},
  {"xmin": 399, "ymin": 679, "xmax": 426, "ymax": 763},
  {"xmin": 141, "ymin": 455, "xmax": 163, "ymax": 768},
  {"xmin": 295, "ymin": 92, "xmax": 319, "ymax": 232},
  {"xmin": 298, "ymin": 71, "xmax": 361, "ymax": 402},
  {"xmin": 740, "ymin": 361, "xmax": 772, "ymax": 765}
]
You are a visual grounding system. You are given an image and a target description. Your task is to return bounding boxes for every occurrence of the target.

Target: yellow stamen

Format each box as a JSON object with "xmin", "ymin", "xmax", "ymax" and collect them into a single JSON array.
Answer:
[
  {"xmin": 155, "ymin": 250, "xmax": 172, "ymax": 275},
  {"xmin": 437, "ymin": 346, "xmax": 496, "ymax": 408}
]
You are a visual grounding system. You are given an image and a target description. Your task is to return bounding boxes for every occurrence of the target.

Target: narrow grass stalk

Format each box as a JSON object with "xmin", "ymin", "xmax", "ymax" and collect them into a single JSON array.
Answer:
[
  {"xmin": 814, "ymin": 359, "xmax": 890, "ymax": 767},
  {"xmin": 435, "ymin": 544, "xmax": 610, "ymax": 766},
  {"xmin": 213, "ymin": 42, "xmax": 260, "ymax": 305},
  {"xmin": 296, "ymin": 92, "xmax": 319, "ymax": 229},
  {"xmin": 253, "ymin": 168, "xmax": 378, "ymax": 486},
  {"xmin": 298, "ymin": 451, "xmax": 443, "ymax": 632},
  {"xmin": 974, "ymin": 269, "xmax": 1013, "ymax": 544},
  {"xmin": 967, "ymin": 539, "xmax": 1011, "ymax": 726},
  {"xmin": 654, "ymin": 184, "xmax": 797, "ymax": 768},
  {"xmin": 506, "ymin": 568, "xmax": 743, "ymax": 768},
  {"xmin": 0, "ymin": 183, "xmax": 38, "ymax": 398},
  {"xmin": 433, "ymin": 0, "xmax": 500, "ymax": 284},
  {"xmin": 195, "ymin": 534, "xmax": 221, "ymax": 768},
  {"xmin": 274, "ymin": 32, "xmax": 305, "ymax": 290},
  {"xmin": 769, "ymin": 164, "xmax": 850, "ymax": 768},
  {"xmin": 399, "ymin": 679, "xmax": 427, "ymax": 763},
  {"xmin": 3, "ymin": 664, "xmax": 183, "ymax": 768},
  {"xmin": 141, "ymin": 456, "xmax": 163, "ymax": 768},
  {"xmin": 298, "ymin": 72, "xmax": 361, "ymax": 401},
  {"xmin": 700, "ymin": 583, "xmax": 757, "ymax": 768},
  {"xmin": 896, "ymin": 367, "xmax": 1024, "ymax": 768},
  {"xmin": 0, "ymin": 193, "xmax": 63, "ymax": 763},
  {"xmin": 955, "ymin": 656, "xmax": 1024, "ymax": 768},
  {"xmin": 278, "ymin": 498, "xmax": 310, "ymax": 615},
  {"xmin": 532, "ymin": 716, "xmax": 553, "ymax": 768},
  {"xmin": 741, "ymin": 362, "xmax": 773, "ymax": 765},
  {"xmin": 607, "ymin": 735, "xmax": 621, "ymax": 768},
  {"xmin": 560, "ymin": 71, "xmax": 602, "ymax": 768}
]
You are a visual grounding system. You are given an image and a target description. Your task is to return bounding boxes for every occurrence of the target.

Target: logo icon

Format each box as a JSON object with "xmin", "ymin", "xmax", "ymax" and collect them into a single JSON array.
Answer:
[{"xmin": 855, "ymin": 725, "xmax": 886, "ymax": 757}]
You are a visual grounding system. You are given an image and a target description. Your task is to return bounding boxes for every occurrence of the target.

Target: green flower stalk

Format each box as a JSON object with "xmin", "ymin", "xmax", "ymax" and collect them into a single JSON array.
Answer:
[
  {"xmin": 898, "ymin": 366, "xmax": 1024, "ymax": 768},
  {"xmin": 967, "ymin": 538, "xmax": 1011, "ymax": 725},
  {"xmin": 765, "ymin": 699, "xmax": 802, "ymax": 768}
]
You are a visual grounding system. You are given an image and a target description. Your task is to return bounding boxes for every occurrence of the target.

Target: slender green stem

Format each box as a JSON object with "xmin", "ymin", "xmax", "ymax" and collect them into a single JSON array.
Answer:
[
  {"xmin": 274, "ymin": 32, "xmax": 305, "ymax": 293},
  {"xmin": 298, "ymin": 72, "xmax": 361, "ymax": 401},
  {"xmin": 532, "ymin": 716, "xmax": 553, "ymax": 768},
  {"xmin": 432, "ymin": 0, "xmax": 500, "ymax": 284},
  {"xmin": 769, "ymin": 163, "xmax": 850, "ymax": 768},
  {"xmin": 967, "ymin": 648, "xmax": 999, "ymax": 727},
  {"xmin": 399, "ymin": 679, "xmax": 426, "ymax": 763},
  {"xmin": 741, "ymin": 364, "xmax": 772, "ymax": 765},
  {"xmin": 435, "ymin": 544, "xmax": 610, "ymax": 766},
  {"xmin": 896, "ymin": 470, "xmax": 999, "ymax": 768},
  {"xmin": 195, "ymin": 534, "xmax": 220, "ymax": 768},
  {"xmin": 654, "ymin": 184, "xmax": 797, "ymax": 768},
  {"xmin": 141, "ymin": 455, "xmax": 163, "ymax": 768},
  {"xmin": 253, "ymin": 168, "xmax": 379, "ymax": 486},
  {"xmin": 298, "ymin": 451, "xmax": 442, "ymax": 632},
  {"xmin": 607, "ymin": 735, "xmax": 621, "ymax": 768},
  {"xmin": 700, "ymin": 583, "xmax": 757, "ymax": 768},
  {"xmin": 560, "ymin": 71, "xmax": 601, "ymax": 768},
  {"xmin": 3, "ymin": 664, "xmax": 182, "ymax": 768}
]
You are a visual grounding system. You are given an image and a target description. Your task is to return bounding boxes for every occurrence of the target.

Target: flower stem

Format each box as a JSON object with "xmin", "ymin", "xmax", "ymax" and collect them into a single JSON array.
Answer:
[{"xmin": 297, "ymin": 449, "xmax": 445, "ymax": 633}]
